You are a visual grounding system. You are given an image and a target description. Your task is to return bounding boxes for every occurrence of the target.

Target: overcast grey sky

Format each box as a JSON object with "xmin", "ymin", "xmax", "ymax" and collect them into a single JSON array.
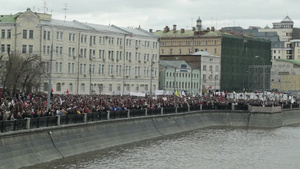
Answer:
[{"xmin": 2, "ymin": 0, "xmax": 300, "ymax": 31}]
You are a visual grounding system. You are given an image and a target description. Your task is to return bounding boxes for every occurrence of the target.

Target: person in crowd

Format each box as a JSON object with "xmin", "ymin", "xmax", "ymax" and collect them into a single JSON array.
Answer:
[{"xmin": 0, "ymin": 91, "xmax": 297, "ymax": 121}]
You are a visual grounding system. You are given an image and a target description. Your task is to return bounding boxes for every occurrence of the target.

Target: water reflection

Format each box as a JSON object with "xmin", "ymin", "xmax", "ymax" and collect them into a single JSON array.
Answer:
[{"xmin": 23, "ymin": 125, "xmax": 300, "ymax": 169}]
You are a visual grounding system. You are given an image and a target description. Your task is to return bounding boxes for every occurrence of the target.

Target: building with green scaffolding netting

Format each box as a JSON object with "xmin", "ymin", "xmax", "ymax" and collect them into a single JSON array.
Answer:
[
  {"xmin": 221, "ymin": 34, "xmax": 272, "ymax": 92},
  {"xmin": 155, "ymin": 25, "xmax": 272, "ymax": 93}
]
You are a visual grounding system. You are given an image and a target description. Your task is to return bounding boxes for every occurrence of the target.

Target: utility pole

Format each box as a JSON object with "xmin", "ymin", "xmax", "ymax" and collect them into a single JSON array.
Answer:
[
  {"xmin": 89, "ymin": 64, "xmax": 92, "ymax": 95},
  {"xmin": 47, "ymin": 43, "xmax": 53, "ymax": 109},
  {"xmin": 150, "ymin": 51, "xmax": 154, "ymax": 98}
]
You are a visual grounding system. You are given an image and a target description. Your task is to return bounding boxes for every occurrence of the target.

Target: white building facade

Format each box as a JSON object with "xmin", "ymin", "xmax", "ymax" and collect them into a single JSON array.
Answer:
[
  {"xmin": 192, "ymin": 51, "xmax": 221, "ymax": 93},
  {"xmin": 159, "ymin": 60, "xmax": 201, "ymax": 95},
  {"xmin": 0, "ymin": 8, "xmax": 160, "ymax": 95}
]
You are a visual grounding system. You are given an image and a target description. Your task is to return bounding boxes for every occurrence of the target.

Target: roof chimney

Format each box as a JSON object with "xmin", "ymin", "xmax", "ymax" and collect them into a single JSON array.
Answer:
[
  {"xmin": 149, "ymin": 29, "xmax": 153, "ymax": 33},
  {"xmin": 211, "ymin": 27, "xmax": 215, "ymax": 31},
  {"xmin": 181, "ymin": 28, "xmax": 185, "ymax": 33},
  {"xmin": 173, "ymin": 25, "xmax": 177, "ymax": 33},
  {"xmin": 207, "ymin": 27, "xmax": 210, "ymax": 31},
  {"xmin": 164, "ymin": 26, "xmax": 170, "ymax": 33},
  {"xmin": 193, "ymin": 27, "xmax": 196, "ymax": 31}
]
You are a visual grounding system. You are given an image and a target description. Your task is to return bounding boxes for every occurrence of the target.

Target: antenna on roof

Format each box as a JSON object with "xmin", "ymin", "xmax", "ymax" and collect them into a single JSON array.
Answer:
[
  {"xmin": 43, "ymin": 0, "xmax": 47, "ymax": 13},
  {"xmin": 63, "ymin": 3, "xmax": 68, "ymax": 22}
]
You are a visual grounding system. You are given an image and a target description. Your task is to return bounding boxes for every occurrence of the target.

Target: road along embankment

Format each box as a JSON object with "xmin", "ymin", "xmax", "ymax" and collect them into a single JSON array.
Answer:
[{"xmin": 1, "ymin": 108, "xmax": 300, "ymax": 169}]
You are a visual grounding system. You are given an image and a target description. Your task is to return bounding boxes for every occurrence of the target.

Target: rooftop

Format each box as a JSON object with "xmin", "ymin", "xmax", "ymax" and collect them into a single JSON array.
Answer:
[
  {"xmin": 160, "ymin": 60, "xmax": 192, "ymax": 69},
  {"xmin": 275, "ymin": 59, "xmax": 300, "ymax": 66},
  {"xmin": 0, "ymin": 14, "xmax": 19, "ymax": 23}
]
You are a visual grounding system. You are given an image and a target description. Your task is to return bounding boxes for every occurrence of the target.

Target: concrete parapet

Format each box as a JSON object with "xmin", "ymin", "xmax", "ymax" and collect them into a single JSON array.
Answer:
[
  {"xmin": 57, "ymin": 116, "xmax": 61, "ymax": 126},
  {"xmin": 250, "ymin": 106, "xmax": 281, "ymax": 113},
  {"xmin": 1, "ymin": 109, "xmax": 300, "ymax": 168}
]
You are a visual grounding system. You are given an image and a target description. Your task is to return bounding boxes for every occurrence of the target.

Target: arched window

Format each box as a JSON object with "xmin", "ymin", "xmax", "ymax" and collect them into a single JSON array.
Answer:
[
  {"xmin": 109, "ymin": 84, "xmax": 112, "ymax": 91},
  {"xmin": 81, "ymin": 83, "xmax": 85, "ymax": 92},
  {"xmin": 117, "ymin": 84, "xmax": 121, "ymax": 91},
  {"xmin": 56, "ymin": 83, "xmax": 61, "ymax": 91},
  {"xmin": 99, "ymin": 84, "xmax": 103, "ymax": 93},
  {"xmin": 69, "ymin": 83, "xmax": 73, "ymax": 92}
]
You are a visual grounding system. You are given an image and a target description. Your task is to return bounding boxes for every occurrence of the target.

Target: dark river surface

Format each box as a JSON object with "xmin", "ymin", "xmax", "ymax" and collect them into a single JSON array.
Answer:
[{"xmin": 23, "ymin": 125, "xmax": 300, "ymax": 169}]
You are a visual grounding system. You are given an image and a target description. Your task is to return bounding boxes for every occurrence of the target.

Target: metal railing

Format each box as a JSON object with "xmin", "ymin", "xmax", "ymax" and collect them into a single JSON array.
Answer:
[{"xmin": 1, "ymin": 103, "xmax": 298, "ymax": 133}]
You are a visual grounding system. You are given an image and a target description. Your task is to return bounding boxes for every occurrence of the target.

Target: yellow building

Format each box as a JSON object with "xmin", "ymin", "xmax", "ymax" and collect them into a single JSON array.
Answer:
[
  {"xmin": 154, "ymin": 24, "xmax": 222, "ymax": 57},
  {"xmin": 271, "ymin": 59, "xmax": 300, "ymax": 93}
]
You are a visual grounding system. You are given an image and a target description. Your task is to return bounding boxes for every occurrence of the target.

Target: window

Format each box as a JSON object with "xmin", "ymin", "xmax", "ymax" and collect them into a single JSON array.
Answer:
[
  {"xmin": 56, "ymin": 83, "xmax": 61, "ymax": 92},
  {"xmin": 29, "ymin": 30, "xmax": 34, "ymax": 39},
  {"xmin": 23, "ymin": 30, "xmax": 27, "ymax": 39},
  {"xmin": 7, "ymin": 44, "xmax": 10, "ymax": 54},
  {"xmin": 215, "ymin": 65, "xmax": 219, "ymax": 72},
  {"xmin": 72, "ymin": 63, "xmax": 75, "ymax": 73},
  {"xmin": 22, "ymin": 45, "xmax": 27, "ymax": 53},
  {"xmin": 68, "ymin": 63, "xmax": 71, "ymax": 73},
  {"xmin": 60, "ymin": 47, "xmax": 63, "ymax": 55},
  {"xmin": 28, "ymin": 45, "xmax": 33, "ymax": 53},
  {"xmin": 99, "ymin": 84, "xmax": 103, "ymax": 93},
  {"xmin": 69, "ymin": 83, "xmax": 73, "ymax": 92},
  {"xmin": 126, "ymin": 84, "xmax": 130, "ymax": 91},
  {"xmin": 56, "ymin": 32, "xmax": 63, "ymax": 40},
  {"xmin": 80, "ymin": 64, "xmax": 83, "ymax": 74},
  {"xmin": 47, "ymin": 46, "xmax": 50, "ymax": 55},
  {"xmin": 1, "ymin": 29, "xmax": 5, "ymax": 38},
  {"xmin": 0, "ymin": 44, "xmax": 4, "ymax": 53},
  {"xmin": 203, "ymin": 65, "xmax": 207, "ymax": 71},
  {"xmin": 69, "ymin": 47, "xmax": 71, "ymax": 57},
  {"xmin": 55, "ymin": 62, "xmax": 62, "ymax": 73},
  {"xmin": 43, "ymin": 46, "xmax": 46, "ymax": 55},
  {"xmin": 109, "ymin": 84, "xmax": 112, "ymax": 92},
  {"xmin": 81, "ymin": 83, "xmax": 85, "ymax": 92},
  {"xmin": 7, "ymin": 30, "xmax": 11, "ymax": 38},
  {"xmin": 117, "ymin": 84, "xmax": 121, "ymax": 91}
]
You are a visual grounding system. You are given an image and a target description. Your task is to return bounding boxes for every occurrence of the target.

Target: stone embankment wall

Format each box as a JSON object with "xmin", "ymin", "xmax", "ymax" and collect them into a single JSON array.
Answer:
[{"xmin": 1, "ymin": 109, "xmax": 300, "ymax": 169}]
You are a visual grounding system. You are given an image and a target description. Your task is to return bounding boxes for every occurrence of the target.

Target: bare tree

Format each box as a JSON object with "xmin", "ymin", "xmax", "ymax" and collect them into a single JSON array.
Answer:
[{"xmin": 1, "ymin": 53, "xmax": 45, "ymax": 95}]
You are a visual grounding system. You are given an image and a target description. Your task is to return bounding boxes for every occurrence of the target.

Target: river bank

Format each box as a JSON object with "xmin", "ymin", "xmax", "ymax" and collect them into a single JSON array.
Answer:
[{"xmin": 1, "ymin": 108, "xmax": 300, "ymax": 169}]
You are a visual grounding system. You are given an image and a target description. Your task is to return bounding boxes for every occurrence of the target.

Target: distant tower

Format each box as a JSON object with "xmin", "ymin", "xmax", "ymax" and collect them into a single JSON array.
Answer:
[{"xmin": 196, "ymin": 16, "xmax": 202, "ymax": 31}]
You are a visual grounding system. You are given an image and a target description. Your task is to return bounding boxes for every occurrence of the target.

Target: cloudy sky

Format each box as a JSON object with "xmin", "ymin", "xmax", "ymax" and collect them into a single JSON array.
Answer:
[{"xmin": 2, "ymin": 0, "xmax": 300, "ymax": 31}]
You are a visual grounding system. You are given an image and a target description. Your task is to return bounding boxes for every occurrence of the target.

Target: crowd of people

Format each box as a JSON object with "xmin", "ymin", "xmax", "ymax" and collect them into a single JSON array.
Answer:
[{"xmin": 0, "ymin": 91, "xmax": 297, "ymax": 121}]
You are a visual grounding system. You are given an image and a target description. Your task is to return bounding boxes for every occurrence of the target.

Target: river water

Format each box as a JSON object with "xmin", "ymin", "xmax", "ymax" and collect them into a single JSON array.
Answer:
[{"xmin": 24, "ymin": 125, "xmax": 300, "ymax": 169}]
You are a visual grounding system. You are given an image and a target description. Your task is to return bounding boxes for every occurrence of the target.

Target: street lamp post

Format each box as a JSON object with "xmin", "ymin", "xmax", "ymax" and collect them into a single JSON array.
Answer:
[
  {"xmin": 89, "ymin": 66, "xmax": 92, "ymax": 95},
  {"xmin": 150, "ymin": 56, "xmax": 153, "ymax": 98},
  {"xmin": 255, "ymin": 55, "xmax": 266, "ymax": 102},
  {"xmin": 47, "ymin": 43, "xmax": 53, "ymax": 109}
]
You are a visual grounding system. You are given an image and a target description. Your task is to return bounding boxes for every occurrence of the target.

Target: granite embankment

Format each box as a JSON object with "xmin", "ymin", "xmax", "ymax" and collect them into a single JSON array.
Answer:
[{"xmin": 1, "ymin": 107, "xmax": 300, "ymax": 169}]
